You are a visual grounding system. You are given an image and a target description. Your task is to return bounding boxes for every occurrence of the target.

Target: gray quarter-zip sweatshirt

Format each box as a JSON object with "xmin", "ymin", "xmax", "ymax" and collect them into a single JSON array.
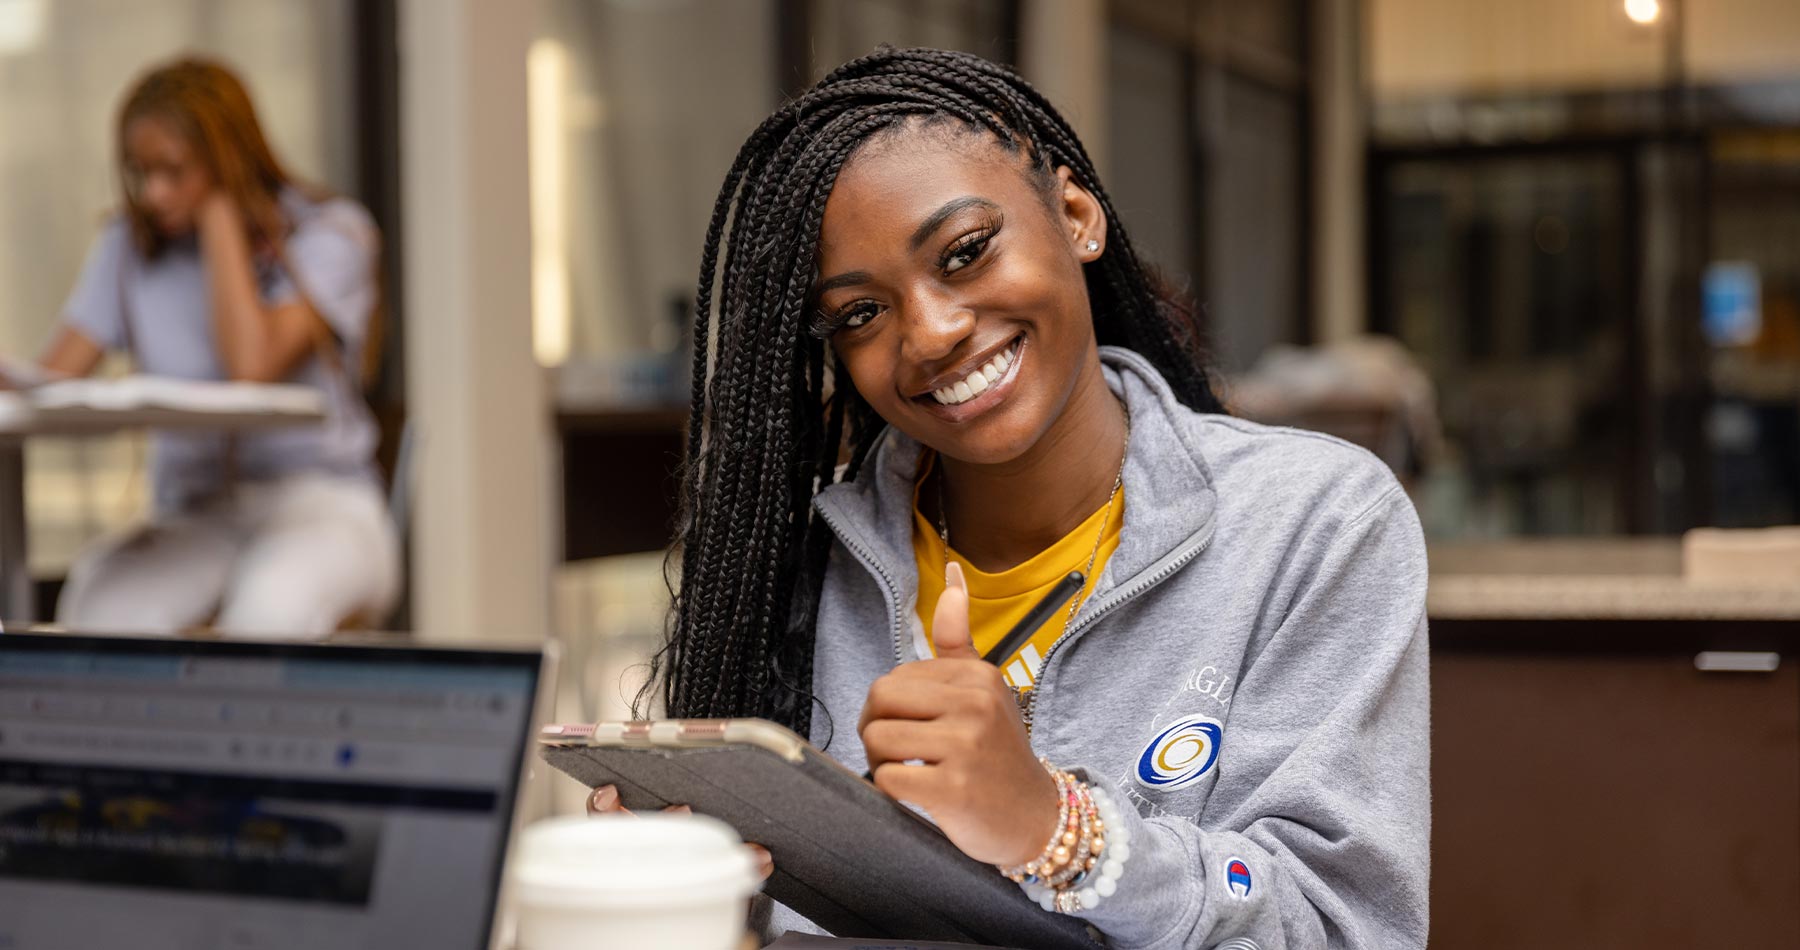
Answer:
[{"xmin": 781, "ymin": 346, "xmax": 1429, "ymax": 949}]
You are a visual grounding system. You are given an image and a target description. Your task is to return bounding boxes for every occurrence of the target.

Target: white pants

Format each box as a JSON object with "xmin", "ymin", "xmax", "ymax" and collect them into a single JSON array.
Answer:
[{"xmin": 56, "ymin": 473, "xmax": 400, "ymax": 639}]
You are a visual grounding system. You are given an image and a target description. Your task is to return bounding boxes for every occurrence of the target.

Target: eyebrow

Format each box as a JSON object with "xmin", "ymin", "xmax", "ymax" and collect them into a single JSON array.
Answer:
[
  {"xmin": 814, "ymin": 270, "xmax": 873, "ymax": 296},
  {"xmin": 908, "ymin": 196, "xmax": 1000, "ymax": 252}
]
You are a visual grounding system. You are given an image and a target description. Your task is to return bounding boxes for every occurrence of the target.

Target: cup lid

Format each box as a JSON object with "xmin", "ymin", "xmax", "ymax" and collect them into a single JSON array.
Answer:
[{"xmin": 510, "ymin": 813, "xmax": 760, "ymax": 908}]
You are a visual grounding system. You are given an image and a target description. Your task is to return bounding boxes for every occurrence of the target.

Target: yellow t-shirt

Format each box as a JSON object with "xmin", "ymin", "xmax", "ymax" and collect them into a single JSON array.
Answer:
[{"xmin": 912, "ymin": 463, "xmax": 1124, "ymax": 692}]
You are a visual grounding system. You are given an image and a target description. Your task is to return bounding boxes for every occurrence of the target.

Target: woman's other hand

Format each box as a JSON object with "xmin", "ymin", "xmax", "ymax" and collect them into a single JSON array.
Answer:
[
  {"xmin": 585, "ymin": 784, "xmax": 774, "ymax": 881},
  {"xmin": 34, "ymin": 327, "xmax": 105, "ymax": 384},
  {"xmin": 858, "ymin": 562, "xmax": 1062, "ymax": 867},
  {"xmin": 197, "ymin": 189, "xmax": 283, "ymax": 250}
]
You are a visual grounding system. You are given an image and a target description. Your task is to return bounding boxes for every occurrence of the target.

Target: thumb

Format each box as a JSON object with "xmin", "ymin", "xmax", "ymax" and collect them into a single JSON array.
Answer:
[{"xmin": 932, "ymin": 561, "xmax": 979, "ymax": 660}]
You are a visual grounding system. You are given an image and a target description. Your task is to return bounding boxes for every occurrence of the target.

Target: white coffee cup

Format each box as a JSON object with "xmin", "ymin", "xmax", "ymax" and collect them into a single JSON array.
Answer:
[{"xmin": 508, "ymin": 812, "xmax": 760, "ymax": 950}]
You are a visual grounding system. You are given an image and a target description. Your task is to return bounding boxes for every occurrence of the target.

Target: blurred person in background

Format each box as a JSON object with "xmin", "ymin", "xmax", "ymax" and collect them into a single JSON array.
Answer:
[{"xmin": 27, "ymin": 57, "xmax": 397, "ymax": 637}]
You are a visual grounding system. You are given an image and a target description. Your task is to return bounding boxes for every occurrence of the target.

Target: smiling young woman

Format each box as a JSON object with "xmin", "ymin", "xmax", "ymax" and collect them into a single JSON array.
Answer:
[{"xmin": 636, "ymin": 47, "xmax": 1429, "ymax": 949}]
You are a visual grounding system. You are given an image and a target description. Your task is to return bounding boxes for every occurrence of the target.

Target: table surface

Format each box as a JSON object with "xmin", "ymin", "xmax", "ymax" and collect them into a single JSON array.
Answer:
[{"xmin": 0, "ymin": 384, "xmax": 325, "ymax": 437}]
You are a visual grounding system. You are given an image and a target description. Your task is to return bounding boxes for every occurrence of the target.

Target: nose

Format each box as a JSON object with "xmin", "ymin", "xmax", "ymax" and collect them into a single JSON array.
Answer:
[
  {"xmin": 141, "ymin": 176, "xmax": 173, "ymax": 213},
  {"xmin": 898, "ymin": 291, "xmax": 975, "ymax": 366}
]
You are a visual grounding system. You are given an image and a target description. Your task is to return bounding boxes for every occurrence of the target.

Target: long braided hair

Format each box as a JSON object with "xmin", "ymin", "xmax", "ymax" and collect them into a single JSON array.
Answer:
[{"xmin": 642, "ymin": 46, "xmax": 1224, "ymax": 741}]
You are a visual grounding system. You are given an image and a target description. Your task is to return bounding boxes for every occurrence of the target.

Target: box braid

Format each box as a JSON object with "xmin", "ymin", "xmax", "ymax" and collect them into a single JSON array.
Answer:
[{"xmin": 640, "ymin": 47, "xmax": 1224, "ymax": 743}]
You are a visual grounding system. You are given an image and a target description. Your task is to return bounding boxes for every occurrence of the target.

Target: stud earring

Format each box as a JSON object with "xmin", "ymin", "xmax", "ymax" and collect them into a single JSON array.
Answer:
[{"xmin": 1085, "ymin": 239, "xmax": 1100, "ymax": 253}]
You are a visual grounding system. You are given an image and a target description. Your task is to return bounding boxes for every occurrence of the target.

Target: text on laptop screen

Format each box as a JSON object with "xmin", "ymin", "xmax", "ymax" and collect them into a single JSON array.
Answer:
[{"xmin": 0, "ymin": 635, "xmax": 540, "ymax": 950}]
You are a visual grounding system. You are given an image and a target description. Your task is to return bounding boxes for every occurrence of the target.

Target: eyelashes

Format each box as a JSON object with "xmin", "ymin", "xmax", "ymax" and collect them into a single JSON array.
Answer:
[
  {"xmin": 811, "ymin": 214, "xmax": 1004, "ymax": 338},
  {"xmin": 936, "ymin": 213, "xmax": 1002, "ymax": 273},
  {"xmin": 810, "ymin": 301, "xmax": 879, "ymax": 337}
]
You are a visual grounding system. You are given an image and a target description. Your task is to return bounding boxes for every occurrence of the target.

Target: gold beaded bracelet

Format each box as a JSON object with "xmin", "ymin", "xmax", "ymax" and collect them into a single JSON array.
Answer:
[
  {"xmin": 996, "ymin": 759, "xmax": 1106, "ymax": 892},
  {"xmin": 1043, "ymin": 782, "xmax": 1103, "ymax": 889}
]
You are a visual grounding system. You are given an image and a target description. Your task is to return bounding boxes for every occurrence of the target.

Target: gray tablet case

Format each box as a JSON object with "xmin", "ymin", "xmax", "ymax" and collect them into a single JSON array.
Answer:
[{"xmin": 539, "ymin": 719, "xmax": 1101, "ymax": 949}]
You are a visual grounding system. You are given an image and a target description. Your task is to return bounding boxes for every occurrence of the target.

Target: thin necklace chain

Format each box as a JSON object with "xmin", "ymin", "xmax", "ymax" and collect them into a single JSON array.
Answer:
[{"xmin": 935, "ymin": 397, "xmax": 1132, "ymax": 669}]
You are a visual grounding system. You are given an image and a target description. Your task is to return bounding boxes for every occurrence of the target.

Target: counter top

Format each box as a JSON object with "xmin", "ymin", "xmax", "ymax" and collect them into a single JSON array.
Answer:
[{"xmin": 1428, "ymin": 539, "xmax": 1800, "ymax": 621}]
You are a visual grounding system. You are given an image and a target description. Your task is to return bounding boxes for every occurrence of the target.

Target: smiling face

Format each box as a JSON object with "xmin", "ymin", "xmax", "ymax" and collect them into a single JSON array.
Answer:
[{"xmin": 814, "ymin": 127, "xmax": 1108, "ymax": 466}]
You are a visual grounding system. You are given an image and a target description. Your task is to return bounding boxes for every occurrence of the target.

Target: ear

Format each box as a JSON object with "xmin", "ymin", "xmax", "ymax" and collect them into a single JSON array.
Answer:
[{"xmin": 1054, "ymin": 165, "xmax": 1107, "ymax": 264}]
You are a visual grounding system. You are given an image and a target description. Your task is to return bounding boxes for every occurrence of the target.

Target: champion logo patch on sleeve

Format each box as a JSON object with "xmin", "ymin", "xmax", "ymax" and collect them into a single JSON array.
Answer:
[{"xmin": 1226, "ymin": 857, "xmax": 1253, "ymax": 898}]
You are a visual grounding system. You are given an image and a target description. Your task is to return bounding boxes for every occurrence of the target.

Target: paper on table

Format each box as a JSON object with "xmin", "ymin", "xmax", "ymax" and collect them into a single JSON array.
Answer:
[
  {"xmin": 27, "ymin": 376, "xmax": 325, "ymax": 416},
  {"xmin": 764, "ymin": 935, "xmax": 1029, "ymax": 950},
  {"xmin": 0, "ymin": 355, "xmax": 64, "ymax": 391}
]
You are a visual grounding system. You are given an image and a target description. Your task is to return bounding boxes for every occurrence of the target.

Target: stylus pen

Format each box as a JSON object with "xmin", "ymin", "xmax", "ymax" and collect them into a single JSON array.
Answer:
[
  {"xmin": 980, "ymin": 570, "xmax": 1085, "ymax": 667},
  {"xmin": 861, "ymin": 570, "xmax": 1085, "ymax": 782}
]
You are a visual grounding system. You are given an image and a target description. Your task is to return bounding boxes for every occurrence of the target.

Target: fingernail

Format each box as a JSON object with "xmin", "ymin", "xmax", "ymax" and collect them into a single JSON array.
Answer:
[
  {"xmin": 749, "ymin": 844, "xmax": 773, "ymax": 880},
  {"xmin": 946, "ymin": 561, "xmax": 965, "ymax": 590},
  {"xmin": 589, "ymin": 785, "xmax": 618, "ymax": 813},
  {"xmin": 664, "ymin": 804, "xmax": 692, "ymax": 815}
]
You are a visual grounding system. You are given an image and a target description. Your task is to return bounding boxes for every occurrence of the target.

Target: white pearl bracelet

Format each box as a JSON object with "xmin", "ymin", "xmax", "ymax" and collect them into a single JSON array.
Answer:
[{"xmin": 1022, "ymin": 781, "xmax": 1132, "ymax": 914}]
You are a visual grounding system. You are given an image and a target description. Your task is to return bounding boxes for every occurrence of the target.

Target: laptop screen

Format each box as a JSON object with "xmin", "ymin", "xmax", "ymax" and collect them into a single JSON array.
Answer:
[{"xmin": 0, "ymin": 633, "xmax": 543, "ymax": 950}]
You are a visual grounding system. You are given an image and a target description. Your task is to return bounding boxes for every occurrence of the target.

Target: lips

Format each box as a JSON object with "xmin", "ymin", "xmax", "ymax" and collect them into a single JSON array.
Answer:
[
  {"xmin": 929, "ymin": 337, "xmax": 1020, "ymax": 405},
  {"xmin": 911, "ymin": 335, "xmax": 1026, "ymax": 422}
]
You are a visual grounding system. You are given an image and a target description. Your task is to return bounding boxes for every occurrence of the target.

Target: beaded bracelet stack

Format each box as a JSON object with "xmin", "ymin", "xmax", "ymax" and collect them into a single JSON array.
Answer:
[{"xmin": 997, "ymin": 759, "xmax": 1132, "ymax": 914}]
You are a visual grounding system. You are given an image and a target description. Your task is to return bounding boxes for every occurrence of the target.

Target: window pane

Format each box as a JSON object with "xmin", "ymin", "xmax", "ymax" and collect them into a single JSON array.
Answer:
[
  {"xmin": 1108, "ymin": 15, "xmax": 1308, "ymax": 374},
  {"xmin": 1107, "ymin": 24, "xmax": 1193, "ymax": 283},
  {"xmin": 1380, "ymin": 155, "xmax": 1632, "ymax": 536},
  {"xmin": 533, "ymin": 0, "xmax": 776, "ymax": 399},
  {"xmin": 1206, "ymin": 73, "xmax": 1301, "ymax": 372}
]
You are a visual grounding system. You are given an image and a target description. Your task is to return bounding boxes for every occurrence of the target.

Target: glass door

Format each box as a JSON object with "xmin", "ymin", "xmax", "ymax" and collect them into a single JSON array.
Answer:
[{"xmin": 1372, "ymin": 148, "xmax": 1637, "ymax": 537}]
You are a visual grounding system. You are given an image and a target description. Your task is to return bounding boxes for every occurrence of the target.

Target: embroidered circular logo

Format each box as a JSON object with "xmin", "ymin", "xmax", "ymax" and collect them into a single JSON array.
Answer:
[
  {"xmin": 1134, "ymin": 715, "xmax": 1223, "ymax": 790},
  {"xmin": 1225, "ymin": 857, "xmax": 1252, "ymax": 898}
]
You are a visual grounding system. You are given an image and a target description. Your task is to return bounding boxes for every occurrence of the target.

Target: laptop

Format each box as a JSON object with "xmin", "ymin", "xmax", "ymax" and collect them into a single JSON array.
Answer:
[{"xmin": 0, "ymin": 630, "xmax": 553, "ymax": 950}]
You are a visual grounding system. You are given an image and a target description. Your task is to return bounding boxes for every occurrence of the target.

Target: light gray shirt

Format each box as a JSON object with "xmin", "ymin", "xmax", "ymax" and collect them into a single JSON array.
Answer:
[
  {"xmin": 59, "ymin": 188, "xmax": 380, "ymax": 513},
  {"xmin": 788, "ymin": 347, "xmax": 1431, "ymax": 948}
]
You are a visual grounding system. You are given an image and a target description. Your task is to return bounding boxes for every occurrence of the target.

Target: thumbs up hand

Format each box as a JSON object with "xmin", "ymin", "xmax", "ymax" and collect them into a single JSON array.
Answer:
[{"xmin": 857, "ymin": 561, "xmax": 1062, "ymax": 867}]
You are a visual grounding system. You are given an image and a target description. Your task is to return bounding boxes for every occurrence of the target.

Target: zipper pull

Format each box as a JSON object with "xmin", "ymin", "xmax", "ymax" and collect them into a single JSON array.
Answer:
[{"xmin": 1016, "ymin": 688, "xmax": 1038, "ymax": 735}]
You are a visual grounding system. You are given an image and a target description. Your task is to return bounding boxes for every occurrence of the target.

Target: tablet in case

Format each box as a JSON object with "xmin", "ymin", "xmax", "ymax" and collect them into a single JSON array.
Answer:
[{"xmin": 539, "ymin": 719, "xmax": 1101, "ymax": 949}]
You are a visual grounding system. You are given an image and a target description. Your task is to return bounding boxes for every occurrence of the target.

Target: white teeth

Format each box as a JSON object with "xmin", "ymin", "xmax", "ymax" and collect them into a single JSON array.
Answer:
[{"xmin": 930, "ymin": 340, "xmax": 1021, "ymax": 405}]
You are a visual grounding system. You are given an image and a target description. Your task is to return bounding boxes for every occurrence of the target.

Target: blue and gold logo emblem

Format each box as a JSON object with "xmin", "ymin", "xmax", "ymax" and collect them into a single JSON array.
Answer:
[{"xmin": 1134, "ymin": 715, "xmax": 1223, "ymax": 790}]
